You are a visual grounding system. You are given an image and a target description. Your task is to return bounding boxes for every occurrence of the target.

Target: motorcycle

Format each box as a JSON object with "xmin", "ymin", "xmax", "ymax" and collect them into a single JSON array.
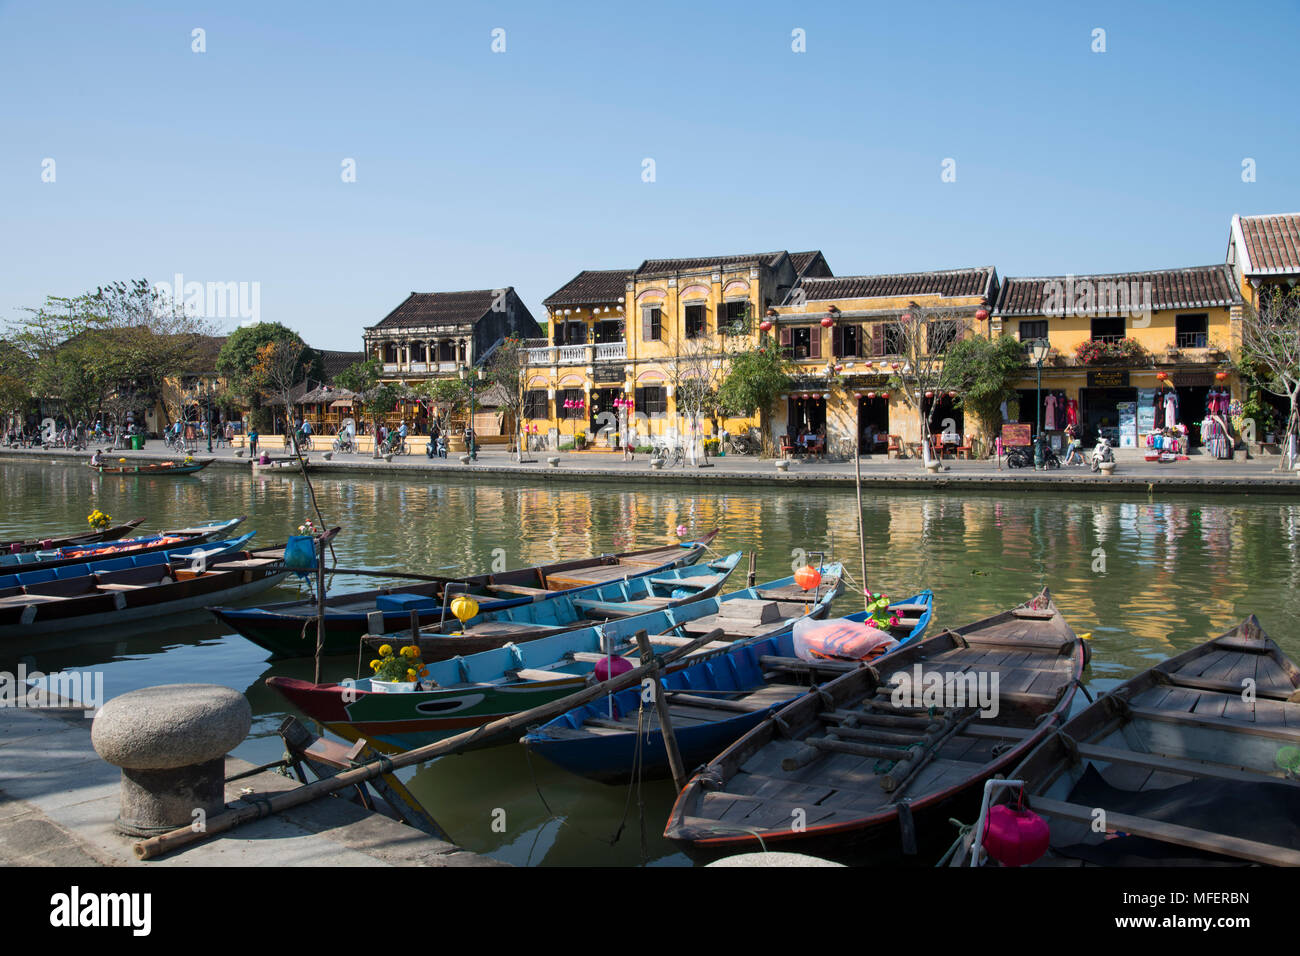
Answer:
[
  {"xmin": 1006, "ymin": 438, "xmax": 1060, "ymax": 469},
  {"xmin": 1089, "ymin": 437, "xmax": 1115, "ymax": 472}
]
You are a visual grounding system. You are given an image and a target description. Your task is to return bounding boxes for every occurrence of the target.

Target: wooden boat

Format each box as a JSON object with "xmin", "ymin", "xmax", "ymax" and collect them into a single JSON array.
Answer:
[
  {"xmin": 525, "ymin": 591, "xmax": 934, "ymax": 784},
  {"xmin": 360, "ymin": 551, "xmax": 744, "ymax": 662},
  {"xmin": 984, "ymin": 616, "xmax": 1300, "ymax": 867},
  {"xmin": 663, "ymin": 588, "xmax": 1085, "ymax": 861},
  {"xmin": 213, "ymin": 531, "xmax": 720, "ymax": 659},
  {"xmin": 0, "ymin": 534, "xmax": 288, "ymax": 643},
  {"xmin": 1, "ymin": 518, "xmax": 144, "ymax": 554},
  {"xmin": 0, "ymin": 517, "xmax": 245, "ymax": 573},
  {"xmin": 89, "ymin": 457, "xmax": 215, "ymax": 476},
  {"xmin": 266, "ymin": 564, "xmax": 845, "ymax": 755}
]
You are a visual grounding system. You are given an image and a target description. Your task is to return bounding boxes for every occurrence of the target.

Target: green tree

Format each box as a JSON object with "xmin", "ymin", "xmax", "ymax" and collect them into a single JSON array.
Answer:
[
  {"xmin": 216, "ymin": 323, "xmax": 321, "ymax": 407},
  {"xmin": 938, "ymin": 334, "xmax": 1026, "ymax": 454},
  {"xmin": 485, "ymin": 338, "xmax": 529, "ymax": 461},
  {"xmin": 717, "ymin": 345, "xmax": 793, "ymax": 454}
]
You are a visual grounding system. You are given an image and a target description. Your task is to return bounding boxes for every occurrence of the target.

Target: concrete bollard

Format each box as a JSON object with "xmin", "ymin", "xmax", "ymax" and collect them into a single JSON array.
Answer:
[
  {"xmin": 459, "ymin": 455, "xmax": 471, "ymax": 465},
  {"xmin": 775, "ymin": 460, "xmax": 790, "ymax": 472},
  {"xmin": 707, "ymin": 851, "xmax": 844, "ymax": 867},
  {"xmin": 91, "ymin": 684, "xmax": 251, "ymax": 837},
  {"xmin": 547, "ymin": 456, "xmax": 561, "ymax": 468}
]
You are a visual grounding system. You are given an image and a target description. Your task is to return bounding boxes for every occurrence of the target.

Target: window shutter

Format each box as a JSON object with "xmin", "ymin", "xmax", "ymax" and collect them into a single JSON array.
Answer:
[
  {"xmin": 810, "ymin": 327, "xmax": 821, "ymax": 359},
  {"xmin": 642, "ymin": 309, "xmax": 652, "ymax": 342},
  {"xmin": 872, "ymin": 324, "xmax": 885, "ymax": 356},
  {"xmin": 779, "ymin": 326, "xmax": 791, "ymax": 347},
  {"xmin": 831, "ymin": 325, "xmax": 843, "ymax": 357}
]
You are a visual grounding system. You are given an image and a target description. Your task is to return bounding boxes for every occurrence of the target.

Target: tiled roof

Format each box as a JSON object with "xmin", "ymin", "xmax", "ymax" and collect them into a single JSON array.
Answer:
[
  {"xmin": 542, "ymin": 270, "xmax": 633, "ymax": 307},
  {"xmin": 319, "ymin": 349, "xmax": 365, "ymax": 381},
  {"xmin": 995, "ymin": 265, "xmax": 1241, "ymax": 316},
  {"xmin": 791, "ymin": 267, "xmax": 996, "ymax": 304},
  {"xmin": 789, "ymin": 251, "xmax": 832, "ymax": 278},
  {"xmin": 636, "ymin": 251, "xmax": 787, "ymax": 276},
  {"xmin": 1236, "ymin": 213, "xmax": 1300, "ymax": 274},
  {"xmin": 369, "ymin": 290, "xmax": 508, "ymax": 330}
]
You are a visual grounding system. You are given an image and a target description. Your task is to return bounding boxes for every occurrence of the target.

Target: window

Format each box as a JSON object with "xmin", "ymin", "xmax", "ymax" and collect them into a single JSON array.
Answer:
[
  {"xmin": 1090, "ymin": 317, "xmax": 1125, "ymax": 342},
  {"xmin": 882, "ymin": 323, "xmax": 906, "ymax": 355},
  {"xmin": 641, "ymin": 307, "xmax": 662, "ymax": 342},
  {"xmin": 719, "ymin": 300, "xmax": 749, "ymax": 334},
  {"xmin": 1018, "ymin": 320, "xmax": 1047, "ymax": 342},
  {"xmin": 635, "ymin": 386, "xmax": 667, "ymax": 415},
  {"xmin": 554, "ymin": 321, "xmax": 587, "ymax": 346},
  {"xmin": 560, "ymin": 388, "xmax": 585, "ymax": 419},
  {"xmin": 523, "ymin": 390, "xmax": 549, "ymax": 419},
  {"xmin": 833, "ymin": 324, "xmax": 862, "ymax": 358},
  {"xmin": 684, "ymin": 303, "xmax": 706, "ymax": 339},
  {"xmin": 780, "ymin": 325, "xmax": 819, "ymax": 360},
  {"xmin": 927, "ymin": 321, "xmax": 960, "ymax": 354},
  {"xmin": 1175, "ymin": 313, "xmax": 1208, "ymax": 349}
]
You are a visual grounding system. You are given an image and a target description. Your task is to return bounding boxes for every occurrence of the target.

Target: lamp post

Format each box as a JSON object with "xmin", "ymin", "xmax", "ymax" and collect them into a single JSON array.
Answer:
[
  {"xmin": 1027, "ymin": 338, "xmax": 1050, "ymax": 469},
  {"xmin": 458, "ymin": 365, "xmax": 484, "ymax": 459},
  {"xmin": 205, "ymin": 380, "xmax": 213, "ymax": 453}
]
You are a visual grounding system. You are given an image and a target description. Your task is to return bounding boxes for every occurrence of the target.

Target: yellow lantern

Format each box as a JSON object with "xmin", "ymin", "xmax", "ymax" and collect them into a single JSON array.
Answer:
[{"xmin": 450, "ymin": 595, "xmax": 479, "ymax": 627}]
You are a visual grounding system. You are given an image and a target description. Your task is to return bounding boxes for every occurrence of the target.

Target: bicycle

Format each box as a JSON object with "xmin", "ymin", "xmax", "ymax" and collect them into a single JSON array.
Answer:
[
  {"xmin": 332, "ymin": 434, "xmax": 357, "ymax": 454},
  {"xmin": 381, "ymin": 436, "xmax": 409, "ymax": 456},
  {"xmin": 652, "ymin": 438, "xmax": 686, "ymax": 467},
  {"xmin": 726, "ymin": 433, "xmax": 759, "ymax": 456}
]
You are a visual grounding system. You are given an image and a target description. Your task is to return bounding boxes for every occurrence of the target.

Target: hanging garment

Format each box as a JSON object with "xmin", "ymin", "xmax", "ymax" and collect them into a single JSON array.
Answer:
[
  {"xmin": 1044, "ymin": 393, "xmax": 1058, "ymax": 431},
  {"xmin": 1153, "ymin": 391, "xmax": 1164, "ymax": 429},
  {"xmin": 1066, "ymin": 398, "xmax": 1078, "ymax": 426},
  {"xmin": 1164, "ymin": 391, "xmax": 1178, "ymax": 426}
]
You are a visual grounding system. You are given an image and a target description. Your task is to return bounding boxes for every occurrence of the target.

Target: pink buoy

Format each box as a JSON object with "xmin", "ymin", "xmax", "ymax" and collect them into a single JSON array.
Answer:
[
  {"xmin": 983, "ymin": 803, "xmax": 1050, "ymax": 867},
  {"xmin": 594, "ymin": 656, "xmax": 634, "ymax": 681}
]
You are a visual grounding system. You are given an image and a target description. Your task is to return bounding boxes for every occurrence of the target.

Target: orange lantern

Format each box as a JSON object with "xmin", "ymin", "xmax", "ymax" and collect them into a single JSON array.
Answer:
[
  {"xmin": 794, "ymin": 565, "xmax": 822, "ymax": 591},
  {"xmin": 1215, "ymin": 371, "xmax": 1228, "ymax": 381},
  {"xmin": 1155, "ymin": 372, "xmax": 1168, "ymax": 381}
]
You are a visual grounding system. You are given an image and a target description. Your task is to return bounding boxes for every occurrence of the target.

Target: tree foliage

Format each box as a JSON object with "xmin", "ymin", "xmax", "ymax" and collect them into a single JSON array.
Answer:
[
  {"xmin": 216, "ymin": 323, "xmax": 320, "ymax": 404},
  {"xmin": 717, "ymin": 344, "xmax": 792, "ymax": 454},
  {"xmin": 1238, "ymin": 288, "xmax": 1300, "ymax": 465},
  {"xmin": 938, "ymin": 334, "xmax": 1026, "ymax": 451}
]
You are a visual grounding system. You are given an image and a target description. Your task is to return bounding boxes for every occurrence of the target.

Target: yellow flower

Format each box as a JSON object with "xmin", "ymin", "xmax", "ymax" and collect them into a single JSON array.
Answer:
[
  {"xmin": 378, "ymin": 644, "xmax": 393, "ymax": 657},
  {"xmin": 406, "ymin": 669, "xmax": 417, "ymax": 680},
  {"xmin": 399, "ymin": 645, "xmax": 413, "ymax": 658},
  {"xmin": 370, "ymin": 660, "xmax": 381, "ymax": 671}
]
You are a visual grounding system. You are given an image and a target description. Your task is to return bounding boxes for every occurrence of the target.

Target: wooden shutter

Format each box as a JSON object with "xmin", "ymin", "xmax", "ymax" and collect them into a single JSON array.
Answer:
[
  {"xmin": 809, "ymin": 326, "xmax": 821, "ymax": 359},
  {"xmin": 831, "ymin": 325, "xmax": 843, "ymax": 357},
  {"xmin": 642, "ymin": 309, "xmax": 652, "ymax": 342},
  {"xmin": 779, "ymin": 326, "xmax": 791, "ymax": 347},
  {"xmin": 872, "ymin": 324, "xmax": 885, "ymax": 356}
]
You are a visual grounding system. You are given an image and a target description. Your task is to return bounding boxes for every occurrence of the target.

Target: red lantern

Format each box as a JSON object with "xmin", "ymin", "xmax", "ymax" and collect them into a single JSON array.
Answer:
[
  {"xmin": 900, "ymin": 312, "xmax": 912, "ymax": 322},
  {"xmin": 835, "ymin": 364, "xmax": 844, "ymax": 373},
  {"xmin": 820, "ymin": 315, "xmax": 834, "ymax": 328},
  {"xmin": 759, "ymin": 319, "xmax": 773, "ymax": 332},
  {"xmin": 881, "ymin": 392, "xmax": 889, "ymax": 400},
  {"xmin": 866, "ymin": 391, "xmax": 875, "ymax": 399},
  {"xmin": 793, "ymin": 565, "xmax": 822, "ymax": 591},
  {"xmin": 1215, "ymin": 371, "xmax": 1228, "ymax": 381},
  {"xmin": 1156, "ymin": 372, "xmax": 1168, "ymax": 381},
  {"xmin": 949, "ymin": 391, "xmax": 958, "ymax": 399},
  {"xmin": 925, "ymin": 390, "xmax": 934, "ymax": 399},
  {"xmin": 975, "ymin": 307, "xmax": 990, "ymax": 321},
  {"xmin": 982, "ymin": 804, "xmax": 1050, "ymax": 867}
]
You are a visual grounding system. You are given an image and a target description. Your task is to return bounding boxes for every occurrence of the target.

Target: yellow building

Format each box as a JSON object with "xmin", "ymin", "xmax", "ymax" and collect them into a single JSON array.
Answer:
[
  {"xmin": 992, "ymin": 265, "xmax": 1243, "ymax": 452},
  {"xmin": 772, "ymin": 267, "xmax": 997, "ymax": 454},
  {"xmin": 1227, "ymin": 212, "xmax": 1300, "ymax": 309}
]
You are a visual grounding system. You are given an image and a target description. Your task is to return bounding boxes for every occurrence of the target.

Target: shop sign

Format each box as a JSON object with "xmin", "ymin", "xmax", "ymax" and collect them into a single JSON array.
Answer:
[{"xmin": 1087, "ymin": 370, "xmax": 1129, "ymax": 387}]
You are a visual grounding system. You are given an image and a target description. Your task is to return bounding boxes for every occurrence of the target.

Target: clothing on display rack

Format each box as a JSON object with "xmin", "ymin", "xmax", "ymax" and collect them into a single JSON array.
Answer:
[
  {"xmin": 1066, "ymin": 398, "xmax": 1078, "ymax": 427},
  {"xmin": 1044, "ymin": 393, "xmax": 1058, "ymax": 431},
  {"xmin": 1163, "ymin": 389, "xmax": 1179, "ymax": 426}
]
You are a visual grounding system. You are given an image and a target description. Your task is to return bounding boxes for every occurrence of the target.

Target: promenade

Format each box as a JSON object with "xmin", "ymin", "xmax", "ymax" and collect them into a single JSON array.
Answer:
[{"xmin": 6, "ymin": 441, "xmax": 1300, "ymax": 494}]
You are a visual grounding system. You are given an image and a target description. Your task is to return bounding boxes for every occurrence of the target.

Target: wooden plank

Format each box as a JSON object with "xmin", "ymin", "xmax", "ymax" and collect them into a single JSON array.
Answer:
[
  {"xmin": 1029, "ymin": 796, "xmax": 1300, "ymax": 867},
  {"xmin": 1155, "ymin": 671, "xmax": 1294, "ymax": 701},
  {"xmin": 1129, "ymin": 704, "xmax": 1300, "ymax": 742},
  {"xmin": 1074, "ymin": 742, "xmax": 1298, "ymax": 786},
  {"xmin": 513, "ymin": 668, "xmax": 584, "ymax": 683}
]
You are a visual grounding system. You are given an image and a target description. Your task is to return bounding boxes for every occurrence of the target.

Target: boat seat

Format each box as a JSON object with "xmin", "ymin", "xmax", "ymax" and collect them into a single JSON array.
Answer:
[
  {"xmin": 647, "ymin": 576, "xmax": 711, "ymax": 589},
  {"xmin": 484, "ymin": 583, "xmax": 550, "ymax": 596},
  {"xmin": 572, "ymin": 599, "xmax": 658, "ymax": 618},
  {"xmin": 513, "ymin": 668, "xmax": 584, "ymax": 683},
  {"xmin": 97, "ymin": 583, "xmax": 146, "ymax": 591}
]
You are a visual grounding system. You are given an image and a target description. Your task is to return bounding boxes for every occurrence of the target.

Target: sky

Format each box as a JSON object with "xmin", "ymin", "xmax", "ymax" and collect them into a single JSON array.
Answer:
[{"xmin": 1, "ymin": 0, "xmax": 1297, "ymax": 351}]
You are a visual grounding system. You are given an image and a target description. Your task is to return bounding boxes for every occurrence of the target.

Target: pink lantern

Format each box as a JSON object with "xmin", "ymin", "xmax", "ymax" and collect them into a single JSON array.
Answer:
[
  {"xmin": 866, "ymin": 391, "xmax": 875, "ymax": 399},
  {"xmin": 880, "ymin": 392, "xmax": 889, "ymax": 400},
  {"xmin": 594, "ymin": 656, "xmax": 634, "ymax": 681},
  {"xmin": 982, "ymin": 803, "xmax": 1050, "ymax": 867},
  {"xmin": 925, "ymin": 390, "xmax": 934, "ymax": 399}
]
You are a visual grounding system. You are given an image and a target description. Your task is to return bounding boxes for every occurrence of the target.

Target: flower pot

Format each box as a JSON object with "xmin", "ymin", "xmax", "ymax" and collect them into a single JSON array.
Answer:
[{"xmin": 370, "ymin": 680, "xmax": 417, "ymax": 694}]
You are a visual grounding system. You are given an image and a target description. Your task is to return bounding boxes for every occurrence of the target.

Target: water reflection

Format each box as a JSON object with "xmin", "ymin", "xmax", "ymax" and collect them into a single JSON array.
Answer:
[{"xmin": 2, "ymin": 459, "xmax": 1299, "ymax": 864}]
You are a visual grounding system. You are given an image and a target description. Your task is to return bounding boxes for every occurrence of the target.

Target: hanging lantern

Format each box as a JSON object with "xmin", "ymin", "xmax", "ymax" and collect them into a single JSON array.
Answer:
[
  {"xmin": 891, "ymin": 362, "xmax": 901, "ymax": 370},
  {"xmin": 975, "ymin": 307, "xmax": 990, "ymax": 321},
  {"xmin": 925, "ymin": 390, "xmax": 934, "ymax": 399},
  {"xmin": 881, "ymin": 392, "xmax": 890, "ymax": 400},
  {"xmin": 1155, "ymin": 372, "xmax": 1168, "ymax": 381},
  {"xmin": 866, "ymin": 391, "xmax": 875, "ymax": 399},
  {"xmin": 594, "ymin": 655, "xmax": 634, "ymax": 681},
  {"xmin": 1215, "ymin": 371, "xmax": 1228, "ymax": 381},
  {"xmin": 982, "ymin": 803, "xmax": 1050, "ymax": 867},
  {"xmin": 449, "ymin": 595, "xmax": 479, "ymax": 627},
  {"xmin": 793, "ymin": 565, "xmax": 822, "ymax": 591},
  {"xmin": 855, "ymin": 392, "xmax": 863, "ymax": 399},
  {"xmin": 820, "ymin": 315, "xmax": 835, "ymax": 328},
  {"xmin": 949, "ymin": 391, "xmax": 959, "ymax": 399},
  {"xmin": 759, "ymin": 319, "xmax": 773, "ymax": 332},
  {"xmin": 835, "ymin": 364, "xmax": 844, "ymax": 373},
  {"xmin": 900, "ymin": 312, "xmax": 912, "ymax": 322}
]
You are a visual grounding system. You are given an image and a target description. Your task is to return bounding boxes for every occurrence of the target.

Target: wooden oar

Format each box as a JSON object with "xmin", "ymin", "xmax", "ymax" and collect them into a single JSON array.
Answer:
[{"xmin": 132, "ymin": 627, "xmax": 728, "ymax": 860}]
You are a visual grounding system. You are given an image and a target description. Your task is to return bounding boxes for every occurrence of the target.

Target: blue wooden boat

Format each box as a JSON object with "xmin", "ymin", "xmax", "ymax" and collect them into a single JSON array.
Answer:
[
  {"xmin": 267, "ymin": 564, "xmax": 846, "ymax": 754},
  {"xmin": 215, "ymin": 532, "xmax": 721, "ymax": 659},
  {"xmin": 523, "ymin": 591, "xmax": 934, "ymax": 784},
  {"xmin": 362, "ymin": 551, "xmax": 744, "ymax": 662},
  {"xmin": 0, "ymin": 517, "xmax": 245, "ymax": 573}
]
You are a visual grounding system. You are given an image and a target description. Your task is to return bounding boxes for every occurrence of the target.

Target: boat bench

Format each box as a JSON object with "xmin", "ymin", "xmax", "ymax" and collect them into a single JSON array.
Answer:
[
  {"xmin": 485, "ymin": 583, "xmax": 551, "ymax": 597},
  {"xmin": 646, "ymin": 576, "xmax": 711, "ymax": 589},
  {"xmin": 572, "ymin": 599, "xmax": 659, "ymax": 619}
]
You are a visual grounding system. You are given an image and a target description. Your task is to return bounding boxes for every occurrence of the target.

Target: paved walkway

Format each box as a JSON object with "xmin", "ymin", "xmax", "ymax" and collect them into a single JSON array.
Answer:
[
  {"xmin": 0, "ymin": 703, "xmax": 502, "ymax": 867},
  {"xmin": 5, "ymin": 443, "xmax": 1299, "ymax": 493}
]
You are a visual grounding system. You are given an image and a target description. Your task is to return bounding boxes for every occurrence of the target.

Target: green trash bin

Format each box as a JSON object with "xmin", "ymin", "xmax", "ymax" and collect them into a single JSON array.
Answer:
[{"xmin": 130, "ymin": 434, "xmax": 144, "ymax": 450}]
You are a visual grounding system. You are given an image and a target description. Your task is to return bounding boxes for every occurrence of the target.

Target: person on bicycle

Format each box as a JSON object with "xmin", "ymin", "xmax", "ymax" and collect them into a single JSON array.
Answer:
[{"xmin": 398, "ymin": 421, "xmax": 408, "ymax": 450}]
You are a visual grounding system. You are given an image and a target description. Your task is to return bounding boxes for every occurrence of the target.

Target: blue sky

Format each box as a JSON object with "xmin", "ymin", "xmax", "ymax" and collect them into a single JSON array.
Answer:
[{"xmin": 2, "ymin": 0, "xmax": 1296, "ymax": 350}]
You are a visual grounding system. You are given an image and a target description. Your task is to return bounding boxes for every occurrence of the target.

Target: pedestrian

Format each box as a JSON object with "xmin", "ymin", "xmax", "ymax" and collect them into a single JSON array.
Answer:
[{"xmin": 248, "ymin": 428, "xmax": 259, "ymax": 457}]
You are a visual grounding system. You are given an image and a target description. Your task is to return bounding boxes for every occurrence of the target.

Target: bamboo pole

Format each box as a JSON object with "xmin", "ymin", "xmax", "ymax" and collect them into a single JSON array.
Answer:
[
  {"xmin": 132, "ymin": 627, "xmax": 728, "ymax": 860},
  {"xmin": 313, "ymin": 537, "xmax": 326, "ymax": 684},
  {"xmin": 635, "ymin": 630, "xmax": 687, "ymax": 792},
  {"xmin": 855, "ymin": 444, "xmax": 869, "ymax": 612}
]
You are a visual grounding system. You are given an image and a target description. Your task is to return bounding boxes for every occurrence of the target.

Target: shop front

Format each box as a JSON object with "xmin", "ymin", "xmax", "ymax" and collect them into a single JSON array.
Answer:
[{"xmin": 1080, "ymin": 370, "xmax": 1136, "ymax": 447}]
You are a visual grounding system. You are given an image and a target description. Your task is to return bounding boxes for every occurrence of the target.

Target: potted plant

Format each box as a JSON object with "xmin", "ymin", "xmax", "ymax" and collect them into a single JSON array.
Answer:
[
  {"xmin": 703, "ymin": 437, "xmax": 721, "ymax": 458},
  {"xmin": 87, "ymin": 509, "xmax": 112, "ymax": 531},
  {"xmin": 368, "ymin": 643, "xmax": 427, "ymax": 692}
]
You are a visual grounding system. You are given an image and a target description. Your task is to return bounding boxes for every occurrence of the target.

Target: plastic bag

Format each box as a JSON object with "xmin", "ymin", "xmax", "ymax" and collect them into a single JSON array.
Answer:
[{"xmin": 792, "ymin": 617, "xmax": 899, "ymax": 662}]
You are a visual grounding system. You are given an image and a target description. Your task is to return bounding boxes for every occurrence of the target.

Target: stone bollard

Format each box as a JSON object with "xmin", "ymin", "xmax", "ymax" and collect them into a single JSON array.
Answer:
[
  {"xmin": 459, "ymin": 455, "xmax": 471, "ymax": 465},
  {"xmin": 547, "ymin": 456, "xmax": 561, "ymax": 468},
  {"xmin": 707, "ymin": 851, "xmax": 844, "ymax": 867},
  {"xmin": 775, "ymin": 459, "xmax": 790, "ymax": 472},
  {"xmin": 91, "ymin": 684, "xmax": 251, "ymax": 837}
]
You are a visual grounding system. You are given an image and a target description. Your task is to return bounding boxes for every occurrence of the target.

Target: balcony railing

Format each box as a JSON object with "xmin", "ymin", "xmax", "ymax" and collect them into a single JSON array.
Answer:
[
  {"xmin": 1176, "ymin": 332, "xmax": 1209, "ymax": 349},
  {"xmin": 594, "ymin": 342, "xmax": 626, "ymax": 361},
  {"xmin": 557, "ymin": 345, "xmax": 587, "ymax": 364}
]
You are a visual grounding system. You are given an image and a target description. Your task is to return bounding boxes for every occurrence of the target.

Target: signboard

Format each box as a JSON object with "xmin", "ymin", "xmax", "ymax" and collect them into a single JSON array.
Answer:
[
  {"xmin": 1117, "ymin": 401, "xmax": 1137, "ymax": 448},
  {"xmin": 1087, "ymin": 370, "xmax": 1130, "ymax": 388},
  {"xmin": 1137, "ymin": 388, "xmax": 1156, "ymax": 434},
  {"xmin": 1001, "ymin": 423, "xmax": 1032, "ymax": 447},
  {"xmin": 593, "ymin": 365, "xmax": 626, "ymax": 383}
]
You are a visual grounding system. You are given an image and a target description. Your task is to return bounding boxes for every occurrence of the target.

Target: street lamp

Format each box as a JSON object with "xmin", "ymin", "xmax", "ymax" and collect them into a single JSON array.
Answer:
[
  {"xmin": 1027, "ymin": 338, "xmax": 1050, "ymax": 468},
  {"xmin": 205, "ymin": 380, "xmax": 213, "ymax": 453},
  {"xmin": 458, "ymin": 365, "xmax": 484, "ymax": 460}
]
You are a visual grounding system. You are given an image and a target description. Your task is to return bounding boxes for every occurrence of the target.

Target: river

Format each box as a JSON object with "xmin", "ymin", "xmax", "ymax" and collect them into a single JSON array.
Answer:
[{"xmin": 2, "ymin": 458, "xmax": 1297, "ymax": 865}]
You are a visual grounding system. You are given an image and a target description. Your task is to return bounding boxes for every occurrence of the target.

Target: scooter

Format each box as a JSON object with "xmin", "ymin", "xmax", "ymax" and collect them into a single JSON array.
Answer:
[{"xmin": 1089, "ymin": 437, "xmax": 1114, "ymax": 472}]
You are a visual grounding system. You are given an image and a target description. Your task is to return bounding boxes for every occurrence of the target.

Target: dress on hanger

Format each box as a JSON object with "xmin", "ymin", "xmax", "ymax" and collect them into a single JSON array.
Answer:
[
  {"xmin": 1044, "ymin": 393, "xmax": 1058, "ymax": 431},
  {"xmin": 1066, "ymin": 398, "xmax": 1078, "ymax": 426},
  {"xmin": 1164, "ymin": 391, "xmax": 1178, "ymax": 426}
]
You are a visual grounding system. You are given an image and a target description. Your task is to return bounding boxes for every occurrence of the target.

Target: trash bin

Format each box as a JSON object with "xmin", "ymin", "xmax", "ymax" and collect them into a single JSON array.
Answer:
[{"xmin": 130, "ymin": 434, "xmax": 144, "ymax": 450}]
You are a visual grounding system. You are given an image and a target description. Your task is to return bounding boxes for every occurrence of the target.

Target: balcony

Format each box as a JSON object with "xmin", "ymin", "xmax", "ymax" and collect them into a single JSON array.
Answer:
[
  {"xmin": 524, "ymin": 342, "xmax": 628, "ymax": 366},
  {"xmin": 594, "ymin": 341, "xmax": 626, "ymax": 361}
]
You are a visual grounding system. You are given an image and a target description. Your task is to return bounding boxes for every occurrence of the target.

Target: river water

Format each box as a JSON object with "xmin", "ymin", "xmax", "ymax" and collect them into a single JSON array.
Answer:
[{"xmin": 2, "ymin": 458, "xmax": 1297, "ymax": 865}]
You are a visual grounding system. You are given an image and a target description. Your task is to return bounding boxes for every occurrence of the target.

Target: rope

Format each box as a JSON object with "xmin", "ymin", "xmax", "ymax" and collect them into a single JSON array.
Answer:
[{"xmin": 935, "ymin": 818, "xmax": 975, "ymax": 867}]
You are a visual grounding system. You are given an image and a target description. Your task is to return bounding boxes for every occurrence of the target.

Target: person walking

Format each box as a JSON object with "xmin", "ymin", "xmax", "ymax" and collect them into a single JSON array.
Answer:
[{"xmin": 248, "ymin": 428, "xmax": 259, "ymax": 457}]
